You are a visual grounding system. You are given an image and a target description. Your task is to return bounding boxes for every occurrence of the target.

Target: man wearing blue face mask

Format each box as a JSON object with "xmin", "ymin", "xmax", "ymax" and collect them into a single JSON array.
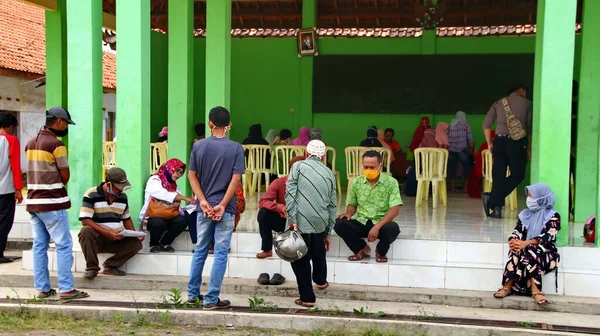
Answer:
[{"xmin": 78, "ymin": 167, "xmax": 143, "ymax": 280}]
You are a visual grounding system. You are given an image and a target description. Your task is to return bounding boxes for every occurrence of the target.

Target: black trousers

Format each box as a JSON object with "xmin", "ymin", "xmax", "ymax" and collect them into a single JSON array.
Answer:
[
  {"xmin": 0, "ymin": 193, "xmax": 16, "ymax": 259},
  {"xmin": 185, "ymin": 211, "xmax": 198, "ymax": 244},
  {"xmin": 257, "ymin": 208, "xmax": 286, "ymax": 251},
  {"xmin": 489, "ymin": 136, "xmax": 528, "ymax": 208},
  {"xmin": 334, "ymin": 218, "xmax": 400, "ymax": 256},
  {"xmin": 290, "ymin": 232, "xmax": 328, "ymax": 303},
  {"xmin": 147, "ymin": 215, "xmax": 187, "ymax": 247}
]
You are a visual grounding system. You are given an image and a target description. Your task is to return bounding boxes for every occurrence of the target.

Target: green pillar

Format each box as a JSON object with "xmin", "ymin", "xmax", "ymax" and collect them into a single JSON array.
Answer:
[
  {"xmin": 205, "ymin": 0, "xmax": 231, "ymax": 112},
  {"xmin": 66, "ymin": 0, "xmax": 103, "ymax": 229},
  {"xmin": 575, "ymin": 0, "xmax": 600, "ymax": 225},
  {"xmin": 531, "ymin": 0, "xmax": 577, "ymax": 246},
  {"xmin": 45, "ymin": 0, "xmax": 67, "ymax": 109},
  {"xmin": 116, "ymin": 0, "xmax": 151, "ymax": 222},
  {"xmin": 298, "ymin": 0, "xmax": 316, "ymax": 129},
  {"xmin": 168, "ymin": 0, "xmax": 194, "ymax": 195}
]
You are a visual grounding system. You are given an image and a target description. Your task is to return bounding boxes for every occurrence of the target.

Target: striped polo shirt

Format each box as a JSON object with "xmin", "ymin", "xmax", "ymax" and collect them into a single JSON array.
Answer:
[
  {"xmin": 79, "ymin": 183, "xmax": 130, "ymax": 232},
  {"xmin": 285, "ymin": 158, "xmax": 338, "ymax": 235},
  {"xmin": 25, "ymin": 129, "xmax": 71, "ymax": 212}
]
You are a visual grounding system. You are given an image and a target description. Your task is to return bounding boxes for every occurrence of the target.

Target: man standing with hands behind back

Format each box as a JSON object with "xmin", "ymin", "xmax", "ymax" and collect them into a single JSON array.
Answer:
[{"xmin": 187, "ymin": 106, "xmax": 245, "ymax": 310}]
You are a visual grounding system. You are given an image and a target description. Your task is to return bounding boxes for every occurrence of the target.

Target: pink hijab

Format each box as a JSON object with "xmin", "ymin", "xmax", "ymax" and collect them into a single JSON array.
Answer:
[
  {"xmin": 291, "ymin": 126, "xmax": 311, "ymax": 146},
  {"xmin": 435, "ymin": 122, "xmax": 449, "ymax": 148}
]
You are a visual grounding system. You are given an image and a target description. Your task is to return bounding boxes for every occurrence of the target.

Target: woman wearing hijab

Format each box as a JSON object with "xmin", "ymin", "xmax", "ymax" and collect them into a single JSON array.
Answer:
[
  {"xmin": 435, "ymin": 122, "xmax": 449, "ymax": 149},
  {"xmin": 291, "ymin": 126, "xmax": 311, "ymax": 146},
  {"xmin": 494, "ymin": 183, "xmax": 560, "ymax": 306},
  {"xmin": 310, "ymin": 127, "xmax": 323, "ymax": 140},
  {"xmin": 265, "ymin": 129, "xmax": 280, "ymax": 145},
  {"xmin": 409, "ymin": 117, "xmax": 431, "ymax": 152},
  {"xmin": 243, "ymin": 124, "xmax": 269, "ymax": 145},
  {"xmin": 448, "ymin": 111, "xmax": 474, "ymax": 192},
  {"xmin": 360, "ymin": 126, "xmax": 382, "ymax": 147},
  {"xmin": 139, "ymin": 159, "xmax": 194, "ymax": 253},
  {"xmin": 419, "ymin": 128, "xmax": 438, "ymax": 148}
]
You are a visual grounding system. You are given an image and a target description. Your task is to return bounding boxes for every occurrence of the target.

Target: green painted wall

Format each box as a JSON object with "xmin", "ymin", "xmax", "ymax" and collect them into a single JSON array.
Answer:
[
  {"xmin": 150, "ymin": 31, "xmax": 169, "ymax": 140},
  {"xmin": 188, "ymin": 34, "xmax": 582, "ymax": 186}
]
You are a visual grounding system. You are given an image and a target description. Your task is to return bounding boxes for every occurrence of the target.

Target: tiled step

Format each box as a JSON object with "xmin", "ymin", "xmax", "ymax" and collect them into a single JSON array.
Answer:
[{"xmin": 21, "ymin": 232, "xmax": 600, "ymax": 298}]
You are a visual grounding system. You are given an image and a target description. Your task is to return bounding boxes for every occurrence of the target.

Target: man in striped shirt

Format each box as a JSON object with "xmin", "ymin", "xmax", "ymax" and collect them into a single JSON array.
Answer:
[
  {"xmin": 0, "ymin": 113, "xmax": 23, "ymax": 264},
  {"xmin": 78, "ymin": 167, "xmax": 143, "ymax": 279},
  {"xmin": 25, "ymin": 107, "xmax": 88, "ymax": 300},
  {"xmin": 285, "ymin": 140, "xmax": 337, "ymax": 307}
]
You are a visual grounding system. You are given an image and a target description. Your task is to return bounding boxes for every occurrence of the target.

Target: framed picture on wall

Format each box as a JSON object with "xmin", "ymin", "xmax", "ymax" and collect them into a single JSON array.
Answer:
[{"xmin": 297, "ymin": 28, "xmax": 318, "ymax": 57}]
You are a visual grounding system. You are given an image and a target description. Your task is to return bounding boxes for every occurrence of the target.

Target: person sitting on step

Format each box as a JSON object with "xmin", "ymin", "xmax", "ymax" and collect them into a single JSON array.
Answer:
[
  {"xmin": 78, "ymin": 168, "xmax": 144, "ymax": 279},
  {"xmin": 334, "ymin": 150, "xmax": 402, "ymax": 263},
  {"xmin": 494, "ymin": 183, "xmax": 560, "ymax": 306},
  {"xmin": 139, "ymin": 158, "xmax": 195, "ymax": 253},
  {"xmin": 255, "ymin": 156, "xmax": 304, "ymax": 259}
]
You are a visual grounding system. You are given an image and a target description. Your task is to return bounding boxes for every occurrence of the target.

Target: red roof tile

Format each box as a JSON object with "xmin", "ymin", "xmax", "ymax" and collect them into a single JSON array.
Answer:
[{"xmin": 0, "ymin": 0, "xmax": 116, "ymax": 90}]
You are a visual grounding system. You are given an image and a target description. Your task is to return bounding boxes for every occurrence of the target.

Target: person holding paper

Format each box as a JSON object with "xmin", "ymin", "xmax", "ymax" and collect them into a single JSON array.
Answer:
[
  {"xmin": 139, "ymin": 158, "xmax": 194, "ymax": 253},
  {"xmin": 78, "ymin": 168, "xmax": 143, "ymax": 280}
]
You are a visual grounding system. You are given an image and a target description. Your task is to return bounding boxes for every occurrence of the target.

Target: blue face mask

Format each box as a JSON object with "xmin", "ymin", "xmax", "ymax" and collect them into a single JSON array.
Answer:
[
  {"xmin": 526, "ymin": 197, "xmax": 541, "ymax": 211},
  {"xmin": 106, "ymin": 183, "xmax": 119, "ymax": 196}
]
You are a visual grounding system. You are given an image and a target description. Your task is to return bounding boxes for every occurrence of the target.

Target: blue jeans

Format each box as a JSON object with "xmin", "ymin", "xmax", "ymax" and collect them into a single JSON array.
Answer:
[
  {"xmin": 30, "ymin": 210, "xmax": 74, "ymax": 294},
  {"xmin": 187, "ymin": 212, "xmax": 234, "ymax": 305},
  {"xmin": 448, "ymin": 148, "xmax": 473, "ymax": 181}
]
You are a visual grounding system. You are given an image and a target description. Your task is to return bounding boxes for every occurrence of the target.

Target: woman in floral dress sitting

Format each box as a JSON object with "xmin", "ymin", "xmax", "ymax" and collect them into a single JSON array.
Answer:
[{"xmin": 494, "ymin": 183, "xmax": 560, "ymax": 305}]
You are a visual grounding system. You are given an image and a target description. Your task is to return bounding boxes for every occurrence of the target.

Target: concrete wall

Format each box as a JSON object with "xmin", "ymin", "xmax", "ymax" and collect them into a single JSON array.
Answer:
[{"xmin": 0, "ymin": 75, "xmax": 116, "ymax": 172}]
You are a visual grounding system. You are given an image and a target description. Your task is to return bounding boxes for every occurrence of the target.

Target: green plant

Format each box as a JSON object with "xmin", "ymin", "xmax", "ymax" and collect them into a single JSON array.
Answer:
[
  {"xmin": 185, "ymin": 297, "xmax": 203, "ymax": 309},
  {"xmin": 112, "ymin": 314, "xmax": 125, "ymax": 323},
  {"xmin": 307, "ymin": 307, "xmax": 320, "ymax": 313},
  {"xmin": 26, "ymin": 297, "xmax": 45, "ymax": 303},
  {"xmin": 353, "ymin": 307, "xmax": 366, "ymax": 315},
  {"xmin": 414, "ymin": 307, "xmax": 440, "ymax": 321},
  {"xmin": 5, "ymin": 296, "xmax": 14, "ymax": 301},
  {"xmin": 517, "ymin": 321, "xmax": 538, "ymax": 328},
  {"xmin": 371, "ymin": 311, "xmax": 387, "ymax": 318},
  {"xmin": 167, "ymin": 288, "xmax": 184, "ymax": 306},
  {"xmin": 320, "ymin": 305, "xmax": 344, "ymax": 316},
  {"xmin": 160, "ymin": 310, "xmax": 171, "ymax": 327},
  {"xmin": 248, "ymin": 295, "xmax": 278, "ymax": 311}
]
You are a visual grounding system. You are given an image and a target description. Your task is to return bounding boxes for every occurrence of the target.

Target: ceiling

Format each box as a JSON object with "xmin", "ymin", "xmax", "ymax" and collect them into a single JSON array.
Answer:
[{"xmin": 101, "ymin": 0, "xmax": 583, "ymax": 33}]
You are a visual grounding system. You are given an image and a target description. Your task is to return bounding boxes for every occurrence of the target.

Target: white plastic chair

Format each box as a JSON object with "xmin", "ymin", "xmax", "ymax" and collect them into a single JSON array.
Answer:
[
  {"xmin": 102, "ymin": 141, "xmax": 116, "ymax": 180},
  {"xmin": 324, "ymin": 146, "xmax": 342, "ymax": 197},
  {"xmin": 344, "ymin": 146, "xmax": 364, "ymax": 195},
  {"xmin": 414, "ymin": 148, "xmax": 448, "ymax": 208},
  {"xmin": 150, "ymin": 142, "xmax": 168, "ymax": 174},
  {"xmin": 274, "ymin": 145, "xmax": 306, "ymax": 177},
  {"xmin": 481, "ymin": 149, "xmax": 517, "ymax": 210},
  {"xmin": 241, "ymin": 145, "xmax": 253, "ymax": 195},
  {"xmin": 248, "ymin": 145, "xmax": 273, "ymax": 196},
  {"xmin": 365, "ymin": 147, "xmax": 393, "ymax": 176}
]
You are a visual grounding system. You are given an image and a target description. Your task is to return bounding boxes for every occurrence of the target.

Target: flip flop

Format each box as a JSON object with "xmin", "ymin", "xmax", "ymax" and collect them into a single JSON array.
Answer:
[
  {"xmin": 60, "ymin": 290, "xmax": 89, "ymax": 301},
  {"xmin": 0, "ymin": 257, "xmax": 14, "ymax": 264},
  {"xmin": 269, "ymin": 273, "xmax": 286, "ymax": 285},
  {"xmin": 316, "ymin": 282, "xmax": 329, "ymax": 290},
  {"xmin": 348, "ymin": 249, "xmax": 370, "ymax": 261},
  {"xmin": 37, "ymin": 289, "xmax": 57, "ymax": 299},
  {"xmin": 294, "ymin": 299, "xmax": 315, "ymax": 308}
]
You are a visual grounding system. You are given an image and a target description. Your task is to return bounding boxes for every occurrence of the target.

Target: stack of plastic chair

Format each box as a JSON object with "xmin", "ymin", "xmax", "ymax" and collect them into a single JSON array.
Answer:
[
  {"xmin": 150, "ymin": 142, "xmax": 168, "ymax": 174},
  {"xmin": 414, "ymin": 148, "xmax": 448, "ymax": 208},
  {"xmin": 102, "ymin": 141, "xmax": 116, "ymax": 180},
  {"xmin": 324, "ymin": 146, "xmax": 342, "ymax": 197},
  {"xmin": 481, "ymin": 149, "xmax": 518, "ymax": 210},
  {"xmin": 241, "ymin": 145, "xmax": 253, "ymax": 195},
  {"xmin": 344, "ymin": 146, "xmax": 364, "ymax": 195},
  {"xmin": 249, "ymin": 145, "xmax": 273, "ymax": 196},
  {"xmin": 274, "ymin": 145, "xmax": 306, "ymax": 177},
  {"xmin": 365, "ymin": 147, "xmax": 393, "ymax": 176}
]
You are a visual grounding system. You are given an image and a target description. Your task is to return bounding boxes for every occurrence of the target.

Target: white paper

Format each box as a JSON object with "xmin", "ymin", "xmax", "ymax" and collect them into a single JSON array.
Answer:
[
  {"xmin": 120, "ymin": 230, "xmax": 146, "ymax": 238},
  {"xmin": 182, "ymin": 204, "xmax": 197, "ymax": 214}
]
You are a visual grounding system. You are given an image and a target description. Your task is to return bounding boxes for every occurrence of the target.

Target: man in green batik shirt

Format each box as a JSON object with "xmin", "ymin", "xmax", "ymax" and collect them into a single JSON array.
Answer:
[{"xmin": 334, "ymin": 150, "xmax": 402, "ymax": 263}]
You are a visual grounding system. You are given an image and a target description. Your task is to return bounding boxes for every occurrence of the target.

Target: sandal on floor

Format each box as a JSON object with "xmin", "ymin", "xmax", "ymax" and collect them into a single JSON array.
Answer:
[
  {"xmin": 257, "ymin": 273, "xmax": 270, "ymax": 285},
  {"xmin": 316, "ymin": 282, "xmax": 329, "ymax": 290},
  {"xmin": 532, "ymin": 292, "xmax": 548, "ymax": 305},
  {"xmin": 375, "ymin": 252, "xmax": 388, "ymax": 263},
  {"xmin": 269, "ymin": 273, "xmax": 286, "ymax": 285},
  {"xmin": 294, "ymin": 299, "xmax": 315, "ymax": 308},
  {"xmin": 60, "ymin": 290, "xmax": 89, "ymax": 300},
  {"xmin": 102, "ymin": 267, "xmax": 126, "ymax": 276},
  {"xmin": 37, "ymin": 289, "xmax": 57, "ymax": 299},
  {"xmin": 348, "ymin": 249, "xmax": 370, "ymax": 261},
  {"xmin": 0, "ymin": 257, "xmax": 14, "ymax": 264},
  {"xmin": 493, "ymin": 287, "xmax": 511, "ymax": 298}
]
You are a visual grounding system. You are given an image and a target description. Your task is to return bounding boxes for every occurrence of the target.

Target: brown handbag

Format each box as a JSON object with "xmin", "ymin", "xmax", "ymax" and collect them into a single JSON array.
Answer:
[
  {"xmin": 501, "ymin": 97, "xmax": 527, "ymax": 141},
  {"xmin": 146, "ymin": 197, "xmax": 180, "ymax": 220}
]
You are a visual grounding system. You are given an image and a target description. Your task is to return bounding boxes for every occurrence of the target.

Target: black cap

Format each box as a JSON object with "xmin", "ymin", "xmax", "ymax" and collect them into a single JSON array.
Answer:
[{"xmin": 46, "ymin": 107, "xmax": 76, "ymax": 125}]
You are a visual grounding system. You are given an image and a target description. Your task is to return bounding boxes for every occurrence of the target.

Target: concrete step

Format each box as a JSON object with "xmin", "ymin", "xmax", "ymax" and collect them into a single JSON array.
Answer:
[
  {"xmin": 4, "ymin": 259, "xmax": 600, "ymax": 316},
  {"xmin": 0, "ymin": 287, "xmax": 598, "ymax": 336}
]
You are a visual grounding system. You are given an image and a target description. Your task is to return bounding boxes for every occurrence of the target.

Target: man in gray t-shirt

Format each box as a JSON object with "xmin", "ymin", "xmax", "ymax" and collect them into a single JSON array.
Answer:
[{"xmin": 187, "ymin": 106, "xmax": 244, "ymax": 310}]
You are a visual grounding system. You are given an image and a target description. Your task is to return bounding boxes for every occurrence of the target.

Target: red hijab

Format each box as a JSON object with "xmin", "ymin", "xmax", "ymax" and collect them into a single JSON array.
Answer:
[
  {"xmin": 155, "ymin": 158, "xmax": 186, "ymax": 192},
  {"xmin": 410, "ymin": 116, "xmax": 431, "ymax": 152},
  {"xmin": 468, "ymin": 130, "xmax": 496, "ymax": 198}
]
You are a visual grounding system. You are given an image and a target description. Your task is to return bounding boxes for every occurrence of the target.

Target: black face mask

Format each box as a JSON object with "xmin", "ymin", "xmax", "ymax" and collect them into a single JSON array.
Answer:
[{"xmin": 48, "ymin": 127, "xmax": 68, "ymax": 137}]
